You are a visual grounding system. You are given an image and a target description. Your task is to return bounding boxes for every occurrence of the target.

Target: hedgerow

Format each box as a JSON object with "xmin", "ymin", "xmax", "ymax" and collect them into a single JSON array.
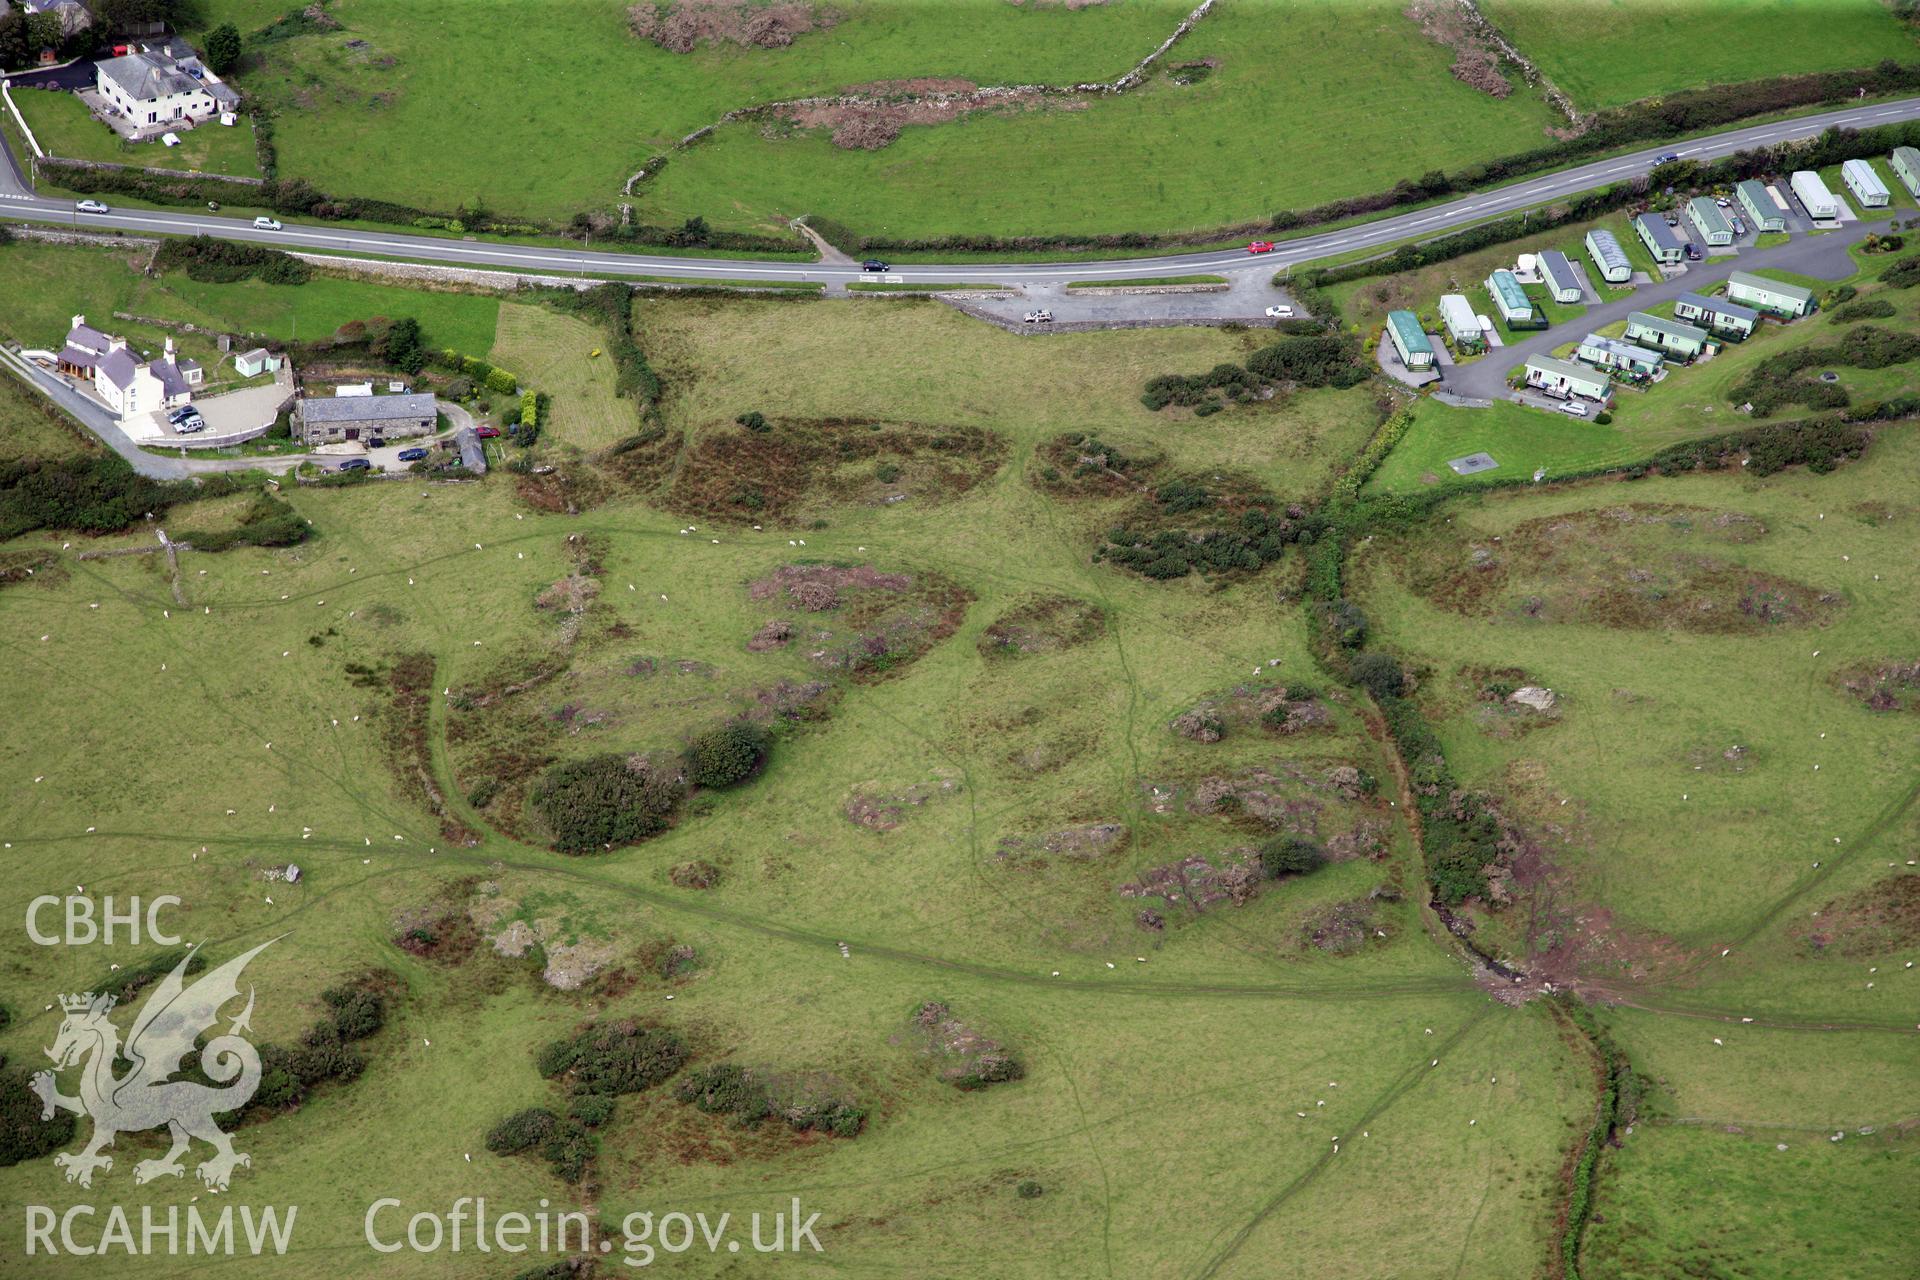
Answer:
[{"xmin": 154, "ymin": 235, "xmax": 310, "ymax": 286}]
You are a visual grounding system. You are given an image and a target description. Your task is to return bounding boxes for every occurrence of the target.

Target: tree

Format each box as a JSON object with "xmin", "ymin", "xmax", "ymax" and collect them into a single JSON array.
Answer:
[
  {"xmin": 204, "ymin": 23, "xmax": 242, "ymax": 75},
  {"xmin": 373, "ymin": 316, "xmax": 425, "ymax": 375},
  {"xmin": 0, "ymin": 13, "xmax": 29, "ymax": 72}
]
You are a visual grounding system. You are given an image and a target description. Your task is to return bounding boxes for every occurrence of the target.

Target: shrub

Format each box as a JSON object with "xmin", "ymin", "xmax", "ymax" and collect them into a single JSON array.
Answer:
[
  {"xmin": 1017, "ymin": 1180, "xmax": 1045, "ymax": 1199},
  {"xmin": 1351, "ymin": 652, "xmax": 1406, "ymax": 700},
  {"xmin": 527, "ymin": 754, "xmax": 683, "ymax": 852},
  {"xmin": 1829, "ymin": 298, "xmax": 1896, "ymax": 324},
  {"xmin": 1260, "ymin": 836, "xmax": 1327, "ymax": 878},
  {"xmin": 1245, "ymin": 334, "xmax": 1365, "ymax": 387},
  {"xmin": 321, "ymin": 983, "xmax": 385, "ymax": 1042},
  {"xmin": 1593, "ymin": 410, "xmax": 1613, "ymax": 425},
  {"xmin": 685, "ymin": 722, "xmax": 769, "ymax": 788},
  {"xmin": 673, "ymin": 1064, "xmax": 865, "ymax": 1137},
  {"xmin": 736, "ymin": 410, "xmax": 769, "ymax": 432},
  {"xmin": 486, "ymin": 1107, "xmax": 560, "ymax": 1156},
  {"xmin": 567, "ymin": 1094, "xmax": 616, "ymax": 1128},
  {"xmin": 539, "ymin": 1023, "xmax": 688, "ymax": 1097},
  {"xmin": 0, "ymin": 1068, "xmax": 75, "ymax": 1167}
]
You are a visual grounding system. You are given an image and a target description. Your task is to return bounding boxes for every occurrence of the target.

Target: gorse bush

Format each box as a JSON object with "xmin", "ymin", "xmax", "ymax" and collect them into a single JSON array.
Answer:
[
  {"xmin": 1260, "ymin": 836, "xmax": 1327, "ymax": 878},
  {"xmin": 1728, "ymin": 326, "xmax": 1920, "ymax": 416},
  {"xmin": 538, "ymin": 1022, "xmax": 688, "ymax": 1096},
  {"xmin": 685, "ymin": 723, "xmax": 769, "ymax": 788},
  {"xmin": 674, "ymin": 1065, "xmax": 866, "ymax": 1138},
  {"xmin": 528, "ymin": 754, "xmax": 683, "ymax": 852},
  {"xmin": 485, "ymin": 1107, "xmax": 559, "ymax": 1156}
]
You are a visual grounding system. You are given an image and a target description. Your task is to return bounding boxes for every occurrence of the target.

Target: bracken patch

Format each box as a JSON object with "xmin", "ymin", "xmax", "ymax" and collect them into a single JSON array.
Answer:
[{"xmin": 666, "ymin": 418, "xmax": 1003, "ymax": 523}]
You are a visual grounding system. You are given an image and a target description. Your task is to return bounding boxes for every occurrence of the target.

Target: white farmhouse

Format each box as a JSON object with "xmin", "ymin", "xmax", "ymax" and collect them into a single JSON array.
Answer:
[
  {"xmin": 56, "ymin": 316, "xmax": 201, "ymax": 422},
  {"xmin": 96, "ymin": 52, "xmax": 217, "ymax": 128}
]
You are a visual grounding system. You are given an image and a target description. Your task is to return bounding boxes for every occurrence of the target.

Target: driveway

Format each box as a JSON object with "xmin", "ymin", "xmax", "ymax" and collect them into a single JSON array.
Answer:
[{"xmin": 1444, "ymin": 222, "xmax": 1879, "ymax": 403}]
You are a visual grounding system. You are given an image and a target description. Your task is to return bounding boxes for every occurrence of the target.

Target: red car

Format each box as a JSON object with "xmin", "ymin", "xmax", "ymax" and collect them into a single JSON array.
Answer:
[
  {"xmin": 475, "ymin": 425, "xmax": 501, "ymax": 438},
  {"xmin": 1246, "ymin": 241, "xmax": 1275, "ymax": 254}
]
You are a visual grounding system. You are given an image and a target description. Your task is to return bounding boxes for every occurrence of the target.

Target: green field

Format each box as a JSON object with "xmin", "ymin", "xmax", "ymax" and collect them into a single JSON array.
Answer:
[
  {"xmin": 3, "ymin": 231, "xmax": 1916, "ymax": 1274},
  {"xmin": 196, "ymin": 0, "xmax": 1563, "ymax": 239},
  {"xmin": 1346, "ymin": 422, "xmax": 1920, "ymax": 1272},
  {"xmin": 1481, "ymin": 0, "xmax": 1920, "ymax": 109},
  {"xmin": 11, "ymin": 87, "xmax": 262, "ymax": 179}
]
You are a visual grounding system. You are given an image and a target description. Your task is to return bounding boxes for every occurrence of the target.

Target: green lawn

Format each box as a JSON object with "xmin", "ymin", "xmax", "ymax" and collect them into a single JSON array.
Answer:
[
  {"xmin": 489, "ymin": 302, "xmax": 634, "ymax": 452},
  {"xmin": 11, "ymin": 87, "xmax": 261, "ymax": 178},
  {"xmin": 1480, "ymin": 0, "xmax": 1919, "ymax": 109}
]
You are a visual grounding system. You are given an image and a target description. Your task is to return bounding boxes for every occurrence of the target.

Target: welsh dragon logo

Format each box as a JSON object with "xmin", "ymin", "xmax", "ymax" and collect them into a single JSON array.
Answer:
[{"xmin": 32, "ymin": 940, "xmax": 275, "ymax": 1191}]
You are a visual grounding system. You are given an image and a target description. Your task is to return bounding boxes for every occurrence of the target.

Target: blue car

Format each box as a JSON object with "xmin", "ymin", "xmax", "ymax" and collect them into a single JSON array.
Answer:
[{"xmin": 397, "ymin": 446, "xmax": 429, "ymax": 462}]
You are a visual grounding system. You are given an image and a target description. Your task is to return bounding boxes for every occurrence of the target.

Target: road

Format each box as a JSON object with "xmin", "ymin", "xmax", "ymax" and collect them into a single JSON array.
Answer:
[{"xmin": 4, "ymin": 96, "xmax": 1920, "ymax": 284}]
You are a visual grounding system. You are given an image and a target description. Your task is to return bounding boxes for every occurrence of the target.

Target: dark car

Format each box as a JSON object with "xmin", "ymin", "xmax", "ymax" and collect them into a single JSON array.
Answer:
[
  {"xmin": 475, "ymin": 425, "xmax": 501, "ymax": 439},
  {"xmin": 1656, "ymin": 152, "xmax": 1680, "ymax": 164},
  {"xmin": 366, "ymin": 436, "xmax": 386, "ymax": 448},
  {"xmin": 397, "ymin": 446, "xmax": 429, "ymax": 462},
  {"xmin": 337, "ymin": 458, "xmax": 371, "ymax": 472},
  {"xmin": 861, "ymin": 259, "xmax": 889, "ymax": 272},
  {"xmin": 1683, "ymin": 242, "xmax": 1703, "ymax": 261}
]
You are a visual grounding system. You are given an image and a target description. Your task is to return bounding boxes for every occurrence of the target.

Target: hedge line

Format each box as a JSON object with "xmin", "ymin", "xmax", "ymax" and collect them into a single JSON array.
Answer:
[
  {"xmin": 153, "ymin": 234, "xmax": 310, "ymax": 285},
  {"xmin": 1555, "ymin": 999, "xmax": 1631, "ymax": 1280},
  {"xmin": 535, "ymin": 285, "xmax": 662, "ymax": 412}
]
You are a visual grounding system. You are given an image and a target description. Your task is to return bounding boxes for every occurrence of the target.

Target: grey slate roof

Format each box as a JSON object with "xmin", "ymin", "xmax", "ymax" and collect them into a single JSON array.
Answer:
[
  {"xmin": 296, "ymin": 392, "xmax": 438, "ymax": 424},
  {"xmin": 97, "ymin": 52, "xmax": 205, "ymax": 102},
  {"xmin": 58, "ymin": 344, "xmax": 101, "ymax": 370},
  {"xmin": 97, "ymin": 347, "xmax": 140, "ymax": 391},
  {"xmin": 65, "ymin": 320, "xmax": 112, "ymax": 353},
  {"xmin": 455, "ymin": 427, "xmax": 487, "ymax": 474},
  {"xmin": 152, "ymin": 360, "xmax": 190, "ymax": 399}
]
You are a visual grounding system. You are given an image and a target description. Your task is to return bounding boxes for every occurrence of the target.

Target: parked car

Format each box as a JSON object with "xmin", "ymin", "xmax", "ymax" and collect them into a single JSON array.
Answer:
[
  {"xmin": 1559, "ymin": 401, "xmax": 1589, "ymax": 418},
  {"xmin": 253, "ymin": 216, "xmax": 283, "ymax": 231},
  {"xmin": 1683, "ymin": 242, "xmax": 1704, "ymax": 261},
  {"xmin": 1264, "ymin": 304, "xmax": 1294, "ymax": 318},
  {"xmin": 1714, "ymin": 196, "xmax": 1732, "ymax": 208},
  {"xmin": 75, "ymin": 199, "xmax": 110, "ymax": 214},
  {"xmin": 174, "ymin": 417, "xmax": 205, "ymax": 434},
  {"xmin": 337, "ymin": 458, "xmax": 371, "ymax": 471},
  {"xmin": 475, "ymin": 425, "xmax": 501, "ymax": 438},
  {"xmin": 397, "ymin": 446, "xmax": 429, "ymax": 462},
  {"xmin": 366, "ymin": 436, "xmax": 386, "ymax": 448},
  {"xmin": 1731, "ymin": 215, "xmax": 1747, "ymax": 235},
  {"xmin": 166, "ymin": 406, "xmax": 196, "ymax": 423},
  {"xmin": 1246, "ymin": 241, "xmax": 1275, "ymax": 254},
  {"xmin": 860, "ymin": 259, "xmax": 889, "ymax": 272},
  {"xmin": 1022, "ymin": 310, "xmax": 1053, "ymax": 323}
]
